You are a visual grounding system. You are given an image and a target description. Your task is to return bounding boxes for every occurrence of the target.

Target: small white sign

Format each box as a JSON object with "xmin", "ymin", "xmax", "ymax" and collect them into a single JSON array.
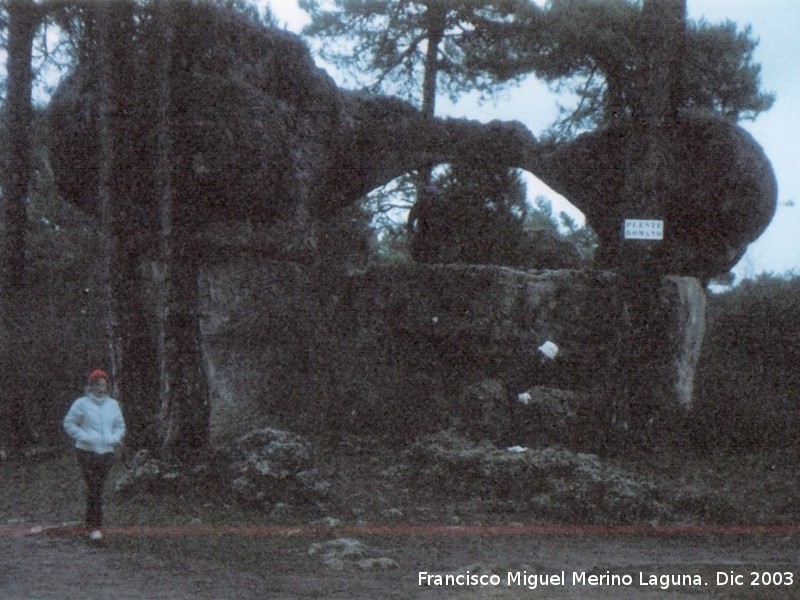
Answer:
[{"xmin": 624, "ymin": 219, "xmax": 664, "ymax": 240}]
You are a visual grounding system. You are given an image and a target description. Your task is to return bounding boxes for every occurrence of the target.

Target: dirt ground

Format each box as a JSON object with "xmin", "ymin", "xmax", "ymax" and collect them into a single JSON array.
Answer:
[
  {"xmin": 2, "ymin": 436, "xmax": 799, "ymax": 599},
  {"xmin": 2, "ymin": 522, "xmax": 799, "ymax": 599}
]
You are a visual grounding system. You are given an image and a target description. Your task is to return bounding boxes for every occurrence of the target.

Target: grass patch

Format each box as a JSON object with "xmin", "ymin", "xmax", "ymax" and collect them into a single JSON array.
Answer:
[{"xmin": 0, "ymin": 452, "xmax": 85, "ymax": 524}]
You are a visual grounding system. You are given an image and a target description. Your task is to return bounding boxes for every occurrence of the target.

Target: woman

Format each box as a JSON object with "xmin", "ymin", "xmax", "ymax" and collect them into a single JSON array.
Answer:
[{"xmin": 63, "ymin": 369, "xmax": 125, "ymax": 541}]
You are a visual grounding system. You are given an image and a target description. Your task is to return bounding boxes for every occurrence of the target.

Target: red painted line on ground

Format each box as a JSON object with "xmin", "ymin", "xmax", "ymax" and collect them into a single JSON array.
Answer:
[{"xmin": 4, "ymin": 523, "xmax": 800, "ymax": 537}]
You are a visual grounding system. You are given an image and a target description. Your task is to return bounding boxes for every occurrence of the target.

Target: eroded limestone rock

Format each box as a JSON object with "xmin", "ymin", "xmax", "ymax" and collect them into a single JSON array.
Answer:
[
  {"xmin": 198, "ymin": 263, "xmax": 705, "ymax": 441},
  {"xmin": 47, "ymin": 4, "xmax": 775, "ymax": 280},
  {"xmin": 224, "ymin": 428, "xmax": 331, "ymax": 511}
]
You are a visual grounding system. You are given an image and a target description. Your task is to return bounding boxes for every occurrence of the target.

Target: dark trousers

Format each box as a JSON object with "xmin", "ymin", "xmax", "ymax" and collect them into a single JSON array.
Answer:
[{"xmin": 76, "ymin": 449, "xmax": 116, "ymax": 529}]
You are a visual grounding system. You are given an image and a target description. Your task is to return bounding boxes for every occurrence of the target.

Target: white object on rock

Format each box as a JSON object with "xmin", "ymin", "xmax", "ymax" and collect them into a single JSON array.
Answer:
[{"xmin": 538, "ymin": 341, "xmax": 559, "ymax": 360}]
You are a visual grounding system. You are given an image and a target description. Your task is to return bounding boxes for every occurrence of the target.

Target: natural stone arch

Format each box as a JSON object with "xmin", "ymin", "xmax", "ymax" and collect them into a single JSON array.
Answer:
[
  {"xmin": 329, "ymin": 95, "xmax": 777, "ymax": 281},
  {"xmin": 47, "ymin": 1, "xmax": 776, "ymax": 282},
  {"xmin": 362, "ymin": 161, "xmax": 588, "ymax": 269}
]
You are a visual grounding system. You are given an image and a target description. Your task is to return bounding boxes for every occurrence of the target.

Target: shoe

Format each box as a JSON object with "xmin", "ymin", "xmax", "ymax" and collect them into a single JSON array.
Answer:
[{"xmin": 89, "ymin": 529, "xmax": 104, "ymax": 541}]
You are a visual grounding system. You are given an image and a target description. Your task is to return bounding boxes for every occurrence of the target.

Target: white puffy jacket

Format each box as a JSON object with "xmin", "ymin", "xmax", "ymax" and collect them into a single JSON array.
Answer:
[{"xmin": 63, "ymin": 394, "xmax": 126, "ymax": 455}]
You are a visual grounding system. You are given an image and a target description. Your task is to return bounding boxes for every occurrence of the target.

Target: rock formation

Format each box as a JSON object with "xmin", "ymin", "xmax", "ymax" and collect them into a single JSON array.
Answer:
[
  {"xmin": 533, "ymin": 116, "xmax": 778, "ymax": 281},
  {"xmin": 47, "ymin": 3, "xmax": 776, "ymax": 280},
  {"xmin": 43, "ymin": 4, "xmax": 769, "ymax": 443},
  {"xmin": 198, "ymin": 261, "xmax": 704, "ymax": 441}
]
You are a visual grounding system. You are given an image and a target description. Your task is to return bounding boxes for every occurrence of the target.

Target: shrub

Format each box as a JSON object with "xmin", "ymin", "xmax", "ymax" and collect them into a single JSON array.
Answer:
[{"xmin": 694, "ymin": 275, "xmax": 800, "ymax": 449}]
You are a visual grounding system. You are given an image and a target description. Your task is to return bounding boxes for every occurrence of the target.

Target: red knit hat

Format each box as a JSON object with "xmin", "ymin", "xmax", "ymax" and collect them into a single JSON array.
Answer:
[{"xmin": 88, "ymin": 369, "xmax": 109, "ymax": 383}]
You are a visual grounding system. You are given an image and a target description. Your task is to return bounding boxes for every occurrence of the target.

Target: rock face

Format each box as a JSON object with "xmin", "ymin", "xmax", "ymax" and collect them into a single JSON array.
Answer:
[
  {"xmin": 198, "ymin": 262, "xmax": 705, "ymax": 441},
  {"xmin": 48, "ymin": 3, "xmax": 346, "ymax": 234}
]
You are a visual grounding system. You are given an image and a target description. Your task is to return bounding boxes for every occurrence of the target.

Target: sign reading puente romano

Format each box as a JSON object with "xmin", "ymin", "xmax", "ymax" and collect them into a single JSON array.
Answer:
[{"xmin": 624, "ymin": 219, "xmax": 664, "ymax": 240}]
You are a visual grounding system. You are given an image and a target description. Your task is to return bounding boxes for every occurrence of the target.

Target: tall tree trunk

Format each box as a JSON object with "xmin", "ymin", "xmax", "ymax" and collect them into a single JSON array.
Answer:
[
  {"xmin": 94, "ymin": 0, "xmax": 160, "ymax": 448},
  {"xmin": 154, "ymin": 0, "xmax": 210, "ymax": 459},
  {"xmin": 94, "ymin": 0, "xmax": 120, "ymax": 395},
  {"xmin": 3, "ymin": 0, "xmax": 38, "ymax": 289},
  {"xmin": 409, "ymin": 3, "xmax": 446, "ymax": 258},
  {"xmin": 639, "ymin": 0, "xmax": 686, "ymax": 125},
  {"xmin": 421, "ymin": 3, "xmax": 445, "ymax": 121},
  {"xmin": 1, "ymin": 0, "xmax": 40, "ymax": 447},
  {"xmin": 613, "ymin": 0, "xmax": 689, "ymax": 442}
]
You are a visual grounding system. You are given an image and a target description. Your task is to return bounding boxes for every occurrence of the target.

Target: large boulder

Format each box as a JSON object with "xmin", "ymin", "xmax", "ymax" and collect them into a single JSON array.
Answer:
[
  {"xmin": 48, "ymin": 3, "xmax": 345, "ymax": 232},
  {"xmin": 46, "ymin": 3, "xmax": 526, "ymax": 235},
  {"xmin": 534, "ymin": 115, "xmax": 778, "ymax": 280}
]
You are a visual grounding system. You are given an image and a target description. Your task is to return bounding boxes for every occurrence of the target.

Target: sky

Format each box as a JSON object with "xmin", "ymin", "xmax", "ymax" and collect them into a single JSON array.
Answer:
[{"xmin": 263, "ymin": 0, "xmax": 799, "ymax": 282}]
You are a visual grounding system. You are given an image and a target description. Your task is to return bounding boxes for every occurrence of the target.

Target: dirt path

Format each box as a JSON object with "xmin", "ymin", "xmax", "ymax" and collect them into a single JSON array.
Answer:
[
  {"xmin": 4, "ymin": 439, "xmax": 798, "ymax": 599},
  {"xmin": 3, "ymin": 523, "xmax": 798, "ymax": 599}
]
